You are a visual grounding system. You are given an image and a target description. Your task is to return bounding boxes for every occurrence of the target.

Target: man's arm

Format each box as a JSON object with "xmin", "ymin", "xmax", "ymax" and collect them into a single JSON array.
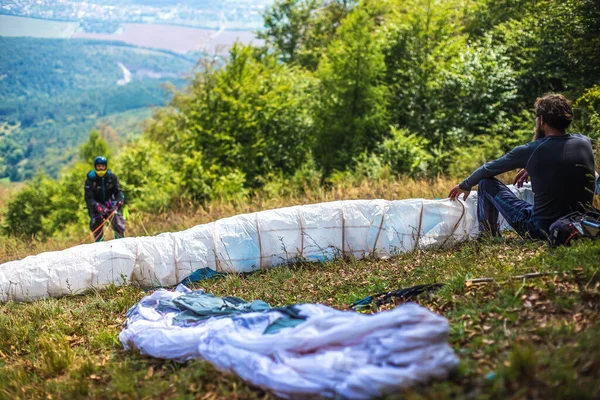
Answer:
[
  {"xmin": 449, "ymin": 142, "xmax": 535, "ymax": 200},
  {"xmin": 459, "ymin": 143, "xmax": 533, "ymax": 190},
  {"xmin": 84, "ymin": 177, "xmax": 98, "ymax": 211}
]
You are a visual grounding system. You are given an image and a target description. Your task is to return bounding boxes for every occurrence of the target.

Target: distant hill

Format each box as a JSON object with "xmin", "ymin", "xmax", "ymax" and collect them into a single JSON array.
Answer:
[{"xmin": 0, "ymin": 37, "xmax": 196, "ymax": 181}]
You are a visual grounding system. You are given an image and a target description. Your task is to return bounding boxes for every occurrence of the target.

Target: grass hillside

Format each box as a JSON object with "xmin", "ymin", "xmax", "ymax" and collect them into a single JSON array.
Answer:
[{"xmin": 0, "ymin": 176, "xmax": 598, "ymax": 399}]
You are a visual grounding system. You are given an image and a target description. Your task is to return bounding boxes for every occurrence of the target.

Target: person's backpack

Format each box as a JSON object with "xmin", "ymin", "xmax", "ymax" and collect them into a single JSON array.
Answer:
[{"xmin": 548, "ymin": 209, "xmax": 600, "ymax": 247}]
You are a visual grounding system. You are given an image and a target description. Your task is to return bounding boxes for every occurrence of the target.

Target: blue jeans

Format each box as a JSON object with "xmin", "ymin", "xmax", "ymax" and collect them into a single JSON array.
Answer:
[{"xmin": 477, "ymin": 178, "xmax": 545, "ymax": 239}]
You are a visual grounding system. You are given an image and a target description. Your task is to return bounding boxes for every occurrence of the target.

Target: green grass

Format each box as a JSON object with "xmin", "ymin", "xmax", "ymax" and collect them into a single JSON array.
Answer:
[{"xmin": 0, "ymin": 233, "xmax": 598, "ymax": 399}]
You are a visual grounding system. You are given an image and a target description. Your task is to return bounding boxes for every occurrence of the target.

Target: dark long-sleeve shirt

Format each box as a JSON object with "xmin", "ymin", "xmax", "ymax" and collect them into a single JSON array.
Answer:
[
  {"xmin": 84, "ymin": 170, "xmax": 124, "ymax": 215},
  {"xmin": 459, "ymin": 134, "xmax": 596, "ymax": 229}
]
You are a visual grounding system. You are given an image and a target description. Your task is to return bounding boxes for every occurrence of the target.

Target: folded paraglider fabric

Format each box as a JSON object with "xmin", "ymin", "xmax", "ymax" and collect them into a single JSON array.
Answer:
[{"xmin": 119, "ymin": 285, "xmax": 459, "ymax": 399}]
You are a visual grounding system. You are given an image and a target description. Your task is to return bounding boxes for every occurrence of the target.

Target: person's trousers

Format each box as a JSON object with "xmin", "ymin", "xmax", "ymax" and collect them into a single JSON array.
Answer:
[
  {"xmin": 477, "ymin": 178, "xmax": 545, "ymax": 239},
  {"xmin": 90, "ymin": 212, "xmax": 125, "ymax": 242}
]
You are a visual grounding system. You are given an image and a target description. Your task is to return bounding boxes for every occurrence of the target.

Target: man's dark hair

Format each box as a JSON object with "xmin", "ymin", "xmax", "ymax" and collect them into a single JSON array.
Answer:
[{"xmin": 535, "ymin": 93, "xmax": 574, "ymax": 131}]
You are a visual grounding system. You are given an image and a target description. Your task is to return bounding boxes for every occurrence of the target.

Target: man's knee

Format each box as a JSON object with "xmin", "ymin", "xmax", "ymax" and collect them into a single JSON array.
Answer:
[
  {"xmin": 114, "ymin": 226, "xmax": 125, "ymax": 237},
  {"xmin": 478, "ymin": 177, "xmax": 501, "ymax": 194},
  {"xmin": 112, "ymin": 215, "xmax": 125, "ymax": 237}
]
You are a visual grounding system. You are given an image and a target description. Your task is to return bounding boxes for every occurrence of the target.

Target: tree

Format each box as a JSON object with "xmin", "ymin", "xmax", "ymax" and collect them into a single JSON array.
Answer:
[
  {"xmin": 79, "ymin": 130, "xmax": 111, "ymax": 165},
  {"xmin": 463, "ymin": 0, "xmax": 533, "ymax": 38},
  {"xmin": 146, "ymin": 44, "xmax": 317, "ymax": 198},
  {"xmin": 259, "ymin": 0, "xmax": 357, "ymax": 70},
  {"xmin": 383, "ymin": 0, "xmax": 466, "ymax": 144},
  {"xmin": 489, "ymin": 0, "xmax": 600, "ymax": 108},
  {"xmin": 432, "ymin": 38, "xmax": 519, "ymax": 142},
  {"xmin": 314, "ymin": 4, "xmax": 389, "ymax": 175},
  {"xmin": 259, "ymin": 0, "xmax": 321, "ymax": 64}
]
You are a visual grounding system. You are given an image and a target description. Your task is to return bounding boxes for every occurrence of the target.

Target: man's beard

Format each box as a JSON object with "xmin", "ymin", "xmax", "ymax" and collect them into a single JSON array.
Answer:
[{"xmin": 534, "ymin": 125, "xmax": 545, "ymax": 140}]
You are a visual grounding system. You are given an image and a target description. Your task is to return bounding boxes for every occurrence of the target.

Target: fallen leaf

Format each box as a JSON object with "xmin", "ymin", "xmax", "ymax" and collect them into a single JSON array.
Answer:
[{"xmin": 528, "ymin": 293, "xmax": 539, "ymax": 301}]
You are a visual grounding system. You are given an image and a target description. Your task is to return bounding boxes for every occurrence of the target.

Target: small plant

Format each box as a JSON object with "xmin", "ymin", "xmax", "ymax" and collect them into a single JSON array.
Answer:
[
  {"xmin": 38, "ymin": 334, "xmax": 74, "ymax": 378},
  {"xmin": 505, "ymin": 345, "xmax": 539, "ymax": 386}
]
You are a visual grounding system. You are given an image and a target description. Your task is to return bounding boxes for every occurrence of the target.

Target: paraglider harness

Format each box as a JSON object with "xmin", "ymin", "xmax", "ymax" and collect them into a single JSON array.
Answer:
[{"xmin": 547, "ymin": 209, "xmax": 600, "ymax": 247}]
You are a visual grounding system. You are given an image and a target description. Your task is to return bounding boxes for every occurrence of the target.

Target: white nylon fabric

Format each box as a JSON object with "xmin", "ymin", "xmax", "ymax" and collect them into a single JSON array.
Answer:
[
  {"xmin": 0, "ymin": 186, "xmax": 534, "ymax": 301},
  {"xmin": 119, "ymin": 285, "xmax": 459, "ymax": 399}
]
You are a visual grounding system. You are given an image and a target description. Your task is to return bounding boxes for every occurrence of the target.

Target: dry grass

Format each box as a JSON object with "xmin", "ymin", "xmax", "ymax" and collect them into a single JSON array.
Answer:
[
  {"xmin": 131, "ymin": 175, "xmax": 457, "ymax": 234},
  {"xmin": 0, "ymin": 175, "xmax": 457, "ymax": 264},
  {"xmin": 0, "ymin": 181, "xmax": 22, "ymax": 208}
]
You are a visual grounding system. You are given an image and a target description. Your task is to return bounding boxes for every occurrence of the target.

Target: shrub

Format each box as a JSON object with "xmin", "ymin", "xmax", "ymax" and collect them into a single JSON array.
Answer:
[
  {"xmin": 1, "ymin": 174, "xmax": 57, "ymax": 239},
  {"xmin": 114, "ymin": 139, "xmax": 180, "ymax": 212},
  {"xmin": 378, "ymin": 127, "xmax": 433, "ymax": 176}
]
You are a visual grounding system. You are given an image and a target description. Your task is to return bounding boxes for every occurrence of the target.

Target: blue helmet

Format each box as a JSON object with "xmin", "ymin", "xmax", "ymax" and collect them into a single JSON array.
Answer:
[{"xmin": 94, "ymin": 156, "xmax": 107, "ymax": 168}]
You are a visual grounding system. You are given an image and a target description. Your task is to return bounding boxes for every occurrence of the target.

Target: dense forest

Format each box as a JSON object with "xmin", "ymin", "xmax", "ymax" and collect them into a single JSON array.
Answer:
[
  {"xmin": 0, "ymin": 37, "xmax": 195, "ymax": 180},
  {"xmin": 2, "ymin": 0, "xmax": 600, "ymax": 239}
]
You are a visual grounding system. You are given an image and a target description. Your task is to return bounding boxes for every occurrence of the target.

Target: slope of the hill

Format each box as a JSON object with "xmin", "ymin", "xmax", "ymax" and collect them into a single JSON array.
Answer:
[
  {"xmin": 0, "ymin": 233, "xmax": 597, "ymax": 399},
  {"xmin": 0, "ymin": 37, "xmax": 195, "ymax": 181},
  {"xmin": 0, "ymin": 178, "xmax": 598, "ymax": 399}
]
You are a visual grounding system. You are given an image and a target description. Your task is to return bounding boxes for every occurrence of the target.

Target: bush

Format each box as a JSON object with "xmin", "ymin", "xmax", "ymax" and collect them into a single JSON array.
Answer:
[
  {"xmin": 331, "ymin": 127, "xmax": 433, "ymax": 184},
  {"xmin": 213, "ymin": 169, "xmax": 249, "ymax": 202},
  {"xmin": 378, "ymin": 127, "xmax": 432, "ymax": 176},
  {"xmin": 575, "ymin": 85, "xmax": 600, "ymax": 169},
  {"xmin": 289, "ymin": 155, "xmax": 323, "ymax": 194},
  {"xmin": 44, "ymin": 163, "xmax": 89, "ymax": 235},
  {"xmin": 1, "ymin": 174, "xmax": 57, "ymax": 239},
  {"xmin": 445, "ymin": 136, "xmax": 507, "ymax": 177},
  {"xmin": 575, "ymin": 85, "xmax": 600, "ymax": 140},
  {"xmin": 114, "ymin": 139, "xmax": 180, "ymax": 212}
]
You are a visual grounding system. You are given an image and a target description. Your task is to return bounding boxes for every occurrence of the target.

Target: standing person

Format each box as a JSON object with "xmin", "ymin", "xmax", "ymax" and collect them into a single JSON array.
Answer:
[
  {"xmin": 448, "ymin": 93, "xmax": 596, "ymax": 239},
  {"xmin": 84, "ymin": 156, "xmax": 126, "ymax": 242}
]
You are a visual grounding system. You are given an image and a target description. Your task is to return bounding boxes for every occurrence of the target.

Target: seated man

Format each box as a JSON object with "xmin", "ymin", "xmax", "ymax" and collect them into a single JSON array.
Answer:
[
  {"xmin": 449, "ymin": 93, "xmax": 596, "ymax": 239},
  {"xmin": 84, "ymin": 156, "xmax": 126, "ymax": 242}
]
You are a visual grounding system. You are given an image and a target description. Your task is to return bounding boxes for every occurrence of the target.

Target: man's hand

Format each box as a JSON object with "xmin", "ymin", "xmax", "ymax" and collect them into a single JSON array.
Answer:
[
  {"xmin": 514, "ymin": 169, "xmax": 529, "ymax": 188},
  {"xmin": 448, "ymin": 184, "xmax": 471, "ymax": 201},
  {"xmin": 96, "ymin": 203, "xmax": 107, "ymax": 214},
  {"xmin": 96, "ymin": 203, "xmax": 110, "ymax": 217}
]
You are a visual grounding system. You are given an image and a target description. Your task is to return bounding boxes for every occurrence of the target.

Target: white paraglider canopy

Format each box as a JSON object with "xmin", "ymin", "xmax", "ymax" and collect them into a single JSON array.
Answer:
[{"xmin": 0, "ymin": 186, "xmax": 534, "ymax": 302}]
